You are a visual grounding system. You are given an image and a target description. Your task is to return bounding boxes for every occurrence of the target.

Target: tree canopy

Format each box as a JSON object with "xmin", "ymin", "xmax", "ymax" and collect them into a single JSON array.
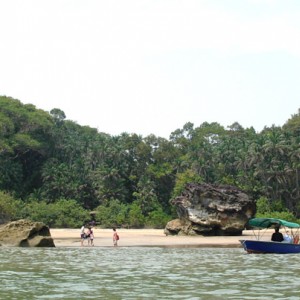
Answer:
[{"xmin": 1, "ymin": 95, "xmax": 300, "ymax": 227}]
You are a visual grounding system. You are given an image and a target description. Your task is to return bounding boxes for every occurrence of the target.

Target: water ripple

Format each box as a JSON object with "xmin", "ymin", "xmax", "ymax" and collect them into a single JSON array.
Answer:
[{"xmin": 1, "ymin": 247, "xmax": 300, "ymax": 299}]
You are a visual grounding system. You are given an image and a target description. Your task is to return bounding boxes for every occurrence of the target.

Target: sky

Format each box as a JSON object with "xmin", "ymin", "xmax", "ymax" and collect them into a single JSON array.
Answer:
[{"xmin": 1, "ymin": 0, "xmax": 300, "ymax": 138}]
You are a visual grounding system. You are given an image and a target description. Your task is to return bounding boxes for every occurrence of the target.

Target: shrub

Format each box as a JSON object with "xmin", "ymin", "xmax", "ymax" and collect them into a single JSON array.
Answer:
[
  {"xmin": 94, "ymin": 199, "xmax": 128, "ymax": 228},
  {"xmin": 128, "ymin": 201, "xmax": 145, "ymax": 228},
  {"xmin": 145, "ymin": 207, "xmax": 172, "ymax": 229},
  {"xmin": 255, "ymin": 197, "xmax": 297, "ymax": 223},
  {"xmin": 13, "ymin": 199, "xmax": 90, "ymax": 228},
  {"xmin": 0, "ymin": 191, "xmax": 18, "ymax": 222}
]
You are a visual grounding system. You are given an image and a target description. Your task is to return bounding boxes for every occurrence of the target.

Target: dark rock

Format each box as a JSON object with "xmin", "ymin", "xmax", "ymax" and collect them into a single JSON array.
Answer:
[
  {"xmin": 165, "ymin": 183, "xmax": 256, "ymax": 236},
  {"xmin": 0, "ymin": 219, "xmax": 55, "ymax": 247}
]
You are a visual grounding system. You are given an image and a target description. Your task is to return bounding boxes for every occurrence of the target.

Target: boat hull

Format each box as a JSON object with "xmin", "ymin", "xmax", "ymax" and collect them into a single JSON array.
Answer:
[{"xmin": 240, "ymin": 240, "xmax": 300, "ymax": 254}]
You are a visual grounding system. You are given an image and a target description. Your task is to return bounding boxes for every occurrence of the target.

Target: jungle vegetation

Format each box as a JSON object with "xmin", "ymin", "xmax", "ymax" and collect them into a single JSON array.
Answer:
[{"xmin": 1, "ymin": 96, "xmax": 300, "ymax": 227}]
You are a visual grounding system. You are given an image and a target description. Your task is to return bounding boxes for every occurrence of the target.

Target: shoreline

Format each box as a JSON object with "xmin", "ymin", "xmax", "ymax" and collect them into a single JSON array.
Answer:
[{"xmin": 50, "ymin": 228, "xmax": 273, "ymax": 248}]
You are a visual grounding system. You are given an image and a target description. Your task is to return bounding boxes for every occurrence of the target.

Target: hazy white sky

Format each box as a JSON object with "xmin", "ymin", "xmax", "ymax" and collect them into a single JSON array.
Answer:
[{"xmin": 1, "ymin": 0, "xmax": 300, "ymax": 138}]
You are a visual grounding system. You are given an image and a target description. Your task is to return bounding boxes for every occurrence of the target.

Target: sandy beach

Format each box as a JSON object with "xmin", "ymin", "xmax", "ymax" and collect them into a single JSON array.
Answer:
[{"xmin": 50, "ymin": 228, "xmax": 273, "ymax": 248}]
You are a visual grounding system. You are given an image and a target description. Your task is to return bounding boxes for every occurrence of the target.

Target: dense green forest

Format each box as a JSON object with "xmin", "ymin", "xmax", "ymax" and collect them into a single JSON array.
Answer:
[{"xmin": 1, "ymin": 96, "xmax": 300, "ymax": 228}]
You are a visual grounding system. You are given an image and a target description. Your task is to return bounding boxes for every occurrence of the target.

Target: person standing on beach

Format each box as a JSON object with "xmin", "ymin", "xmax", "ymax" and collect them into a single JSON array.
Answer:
[
  {"xmin": 80, "ymin": 224, "xmax": 86, "ymax": 246},
  {"xmin": 113, "ymin": 228, "xmax": 119, "ymax": 247},
  {"xmin": 87, "ymin": 227, "xmax": 94, "ymax": 246}
]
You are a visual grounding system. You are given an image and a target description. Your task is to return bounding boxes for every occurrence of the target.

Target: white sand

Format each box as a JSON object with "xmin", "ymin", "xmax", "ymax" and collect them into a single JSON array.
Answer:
[{"xmin": 50, "ymin": 228, "xmax": 273, "ymax": 248}]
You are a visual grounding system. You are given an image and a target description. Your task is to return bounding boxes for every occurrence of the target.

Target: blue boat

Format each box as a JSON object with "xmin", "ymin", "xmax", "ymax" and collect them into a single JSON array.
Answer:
[{"xmin": 240, "ymin": 218, "xmax": 300, "ymax": 254}]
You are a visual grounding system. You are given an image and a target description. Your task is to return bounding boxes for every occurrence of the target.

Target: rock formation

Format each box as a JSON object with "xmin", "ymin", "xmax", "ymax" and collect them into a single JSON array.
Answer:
[
  {"xmin": 0, "ymin": 219, "xmax": 55, "ymax": 247},
  {"xmin": 165, "ymin": 183, "xmax": 256, "ymax": 236}
]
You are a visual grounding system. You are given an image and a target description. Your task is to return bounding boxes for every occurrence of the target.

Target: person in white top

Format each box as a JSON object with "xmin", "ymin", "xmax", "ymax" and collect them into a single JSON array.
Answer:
[
  {"xmin": 80, "ymin": 225, "xmax": 86, "ymax": 246},
  {"xmin": 283, "ymin": 230, "xmax": 293, "ymax": 243}
]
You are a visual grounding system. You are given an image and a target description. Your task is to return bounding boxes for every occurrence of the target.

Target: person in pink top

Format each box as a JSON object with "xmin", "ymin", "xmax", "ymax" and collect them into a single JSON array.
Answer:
[
  {"xmin": 113, "ymin": 228, "xmax": 119, "ymax": 247},
  {"xmin": 87, "ymin": 227, "xmax": 94, "ymax": 246}
]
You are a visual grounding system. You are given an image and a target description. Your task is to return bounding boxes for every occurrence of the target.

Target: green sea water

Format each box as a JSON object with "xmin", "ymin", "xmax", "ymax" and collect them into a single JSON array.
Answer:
[{"xmin": 1, "ymin": 247, "xmax": 300, "ymax": 299}]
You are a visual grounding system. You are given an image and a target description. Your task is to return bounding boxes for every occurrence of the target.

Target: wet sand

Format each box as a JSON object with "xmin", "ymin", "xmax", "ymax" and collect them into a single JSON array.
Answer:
[{"xmin": 50, "ymin": 228, "xmax": 273, "ymax": 248}]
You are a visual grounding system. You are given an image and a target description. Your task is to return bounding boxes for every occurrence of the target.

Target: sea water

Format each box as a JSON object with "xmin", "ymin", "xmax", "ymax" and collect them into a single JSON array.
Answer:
[{"xmin": 1, "ymin": 247, "xmax": 300, "ymax": 299}]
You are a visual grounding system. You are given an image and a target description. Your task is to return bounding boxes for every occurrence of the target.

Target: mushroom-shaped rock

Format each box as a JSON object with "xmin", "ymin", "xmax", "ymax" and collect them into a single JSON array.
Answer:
[{"xmin": 165, "ymin": 183, "xmax": 256, "ymax": 236}]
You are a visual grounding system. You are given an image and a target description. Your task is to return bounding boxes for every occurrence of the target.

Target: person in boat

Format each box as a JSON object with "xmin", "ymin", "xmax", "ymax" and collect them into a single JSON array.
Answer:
[
  {"xmin": 271, "ymin": 227, "xmax": 284, "ymax": 242},
  {"xmin": 283, "ymin": 230, "xmax": 293, "ymax": 243}
]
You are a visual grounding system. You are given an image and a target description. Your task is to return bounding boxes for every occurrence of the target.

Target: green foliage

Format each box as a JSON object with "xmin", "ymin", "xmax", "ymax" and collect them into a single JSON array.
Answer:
[
  {"xmin": 127, "ymin": 201, "xmax": 145, "ymax": 228},
  {"xmin": 50, "ymin": 108, "xmax": 66, "ymax": 124},
  {"xmin": 1, "ymin": 96, "xmax": 300, "ymax": 227},
  {"xmin": 256, "ymin": 197, "xmax": 286, "ymax": 214},
  {"xmin": 13, "ymin": 199, "xmax": 90, "ymax": 228},
  {"xmin": 0, "ymin": 191, "xmax": 18, "ymax": 221},
  {"xmin": 256, "ymin": 197, "xmax": 297, "ymax": 222},
  {"xmin": 256, "ymin": 211, "xmax": 298, "ymax": 223},
  {"xmin": 172, "ymin": 169, "xmax": 203, "ymax": 198},
  {"xmin": 133, "ymin": 176, "xmax": 159, "ymax": 214},
  {"xmin": 94, "ymin": 199, "xmax": 128, "ymax": 228},
  {"xmin": 283, "ymin": 109, "xmax": 300, "ymax": 134},
  {"xmin": 0, "ymin": 158, "xmax": 23, "ymax": 194},
  {"xmin": 256, "ymin": 197, "xmax": 271, "ymax": 214},
  {"xmin": 50, "ymin": 199, "xmax": 90, "ymax": 228},
  {"xmin": 94, "ymin": 198, "xmax": 171, "ymax": 229},
  {"xmin": 145, "ymin": 207, "xmax": 172, "ymax": 229},
  {"xmin": 0, "ymin": 96, "xmax": 54, "ymax": 198}
]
